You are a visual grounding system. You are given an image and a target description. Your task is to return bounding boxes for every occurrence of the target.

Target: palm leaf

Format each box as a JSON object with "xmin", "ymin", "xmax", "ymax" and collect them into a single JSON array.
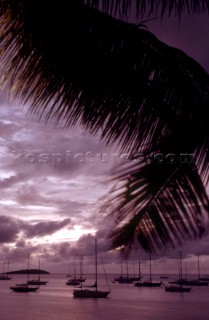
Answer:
[
  {"xmin": 80, "ymin": 0, "xmax": 209, "ymax": 18},
  {"xmin": 0, "ymin": 0, "xmax": 209, "ymax": 252},
  {"xmin": 0, "ymin": 1, "xmax": 208, "ymax": 158},
  {"xmin": 108, "ymin": 158, "xmax": 209, "ymax": 253}
]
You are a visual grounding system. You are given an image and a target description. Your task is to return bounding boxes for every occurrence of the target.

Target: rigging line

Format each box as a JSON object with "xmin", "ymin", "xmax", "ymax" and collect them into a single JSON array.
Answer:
[{"xmin": 99, "ymin": 253, "xmax": 111, "ymax": 292}]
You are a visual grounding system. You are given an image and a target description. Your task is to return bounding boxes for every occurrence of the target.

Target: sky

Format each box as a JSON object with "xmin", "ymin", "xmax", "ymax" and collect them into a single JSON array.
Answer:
[{"xmin": 0, "ymin": 9, "xmax": 209, "ymax": 275}]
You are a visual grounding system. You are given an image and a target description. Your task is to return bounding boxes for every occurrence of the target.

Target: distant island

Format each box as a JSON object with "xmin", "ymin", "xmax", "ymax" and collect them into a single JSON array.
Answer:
[{"xmin": 6, "ymin": 269, "xmax": 50, "ymax": 274}]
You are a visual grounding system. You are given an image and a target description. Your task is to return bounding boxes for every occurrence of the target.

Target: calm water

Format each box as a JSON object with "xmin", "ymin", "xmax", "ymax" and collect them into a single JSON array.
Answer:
[{"xmin": 0, "ymin": 274, "xmax": 208, "ymax": 320}]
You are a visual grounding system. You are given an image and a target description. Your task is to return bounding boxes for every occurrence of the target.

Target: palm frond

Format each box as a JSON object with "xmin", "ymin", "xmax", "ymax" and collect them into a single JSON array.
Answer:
[
  {"xmin": 108, "ymin": 158, "xmax": 209, "ymax": 253},
  {"xmin": 0, "ymin": 1, "xmax": 208, "ymax": 160},
  {"xmin": 80, "ymin": 0, "xmax": 209, "ymax": 18},
  {"xmin": 0, "ymin": 0, "xmax": 209, "ymax": 252},
  {"xmin": 107, "ymin": 130, "xmax": 209, "ymax": 252}
]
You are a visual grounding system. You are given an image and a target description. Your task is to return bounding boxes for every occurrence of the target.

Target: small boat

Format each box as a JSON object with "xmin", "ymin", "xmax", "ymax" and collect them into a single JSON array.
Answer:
[
  {"xmin": 135, "ymin": 281, "xmax": 162, "ymax": 287},
  {"xmin": 66, "ymin": 257, "xmax": 85, "ymax": 286},
  {"xmin": 115, "ymin": 261, "xmax": 142, "ymax": 284},
  {"xmin": 0, "ymin": 260, "xmax": 12, "ymax": 280},
  {"xmin": 169, "ymin": 253, "xmax": 208, "ymax": 287},
  {"xmin": 73, "ymin": 288, "xmax": 109, "ymax": 298},
  {"xmin": 0, "ymin": 274, "xmax": 12, "ymax": 281},
  {"xmin": 73, "ymin": 239, "xmax": 110, "ymax": 298},
  {"xmin": 27, "ymin": 259, "xmax": 47, "ymax": 285},
  {"xmin": 10, "ymin": 284, "xmax": 39, "ymax": 292},
  {"xmin": 10, "ymin": 255, "xmax": 39, "ymax": 293},
  {"xmin": 169, "ymin": 279, "xmax": 208, "ymax": 286},
  {"xmin": 27, "ymin": 279, "xmax": 47, "ymax": 285},
  {"xmin": 117, "ymin": 277, "xmax": 134, "ymax": 284},
  {"xmin": 165, "ymin": 252, "xmax": 191, "ymax": 293},
  {"xmin": 131, "ymin": 261, "xmax": 143, "ymax": 282},
  {"xmin": 66, "ymin": 278, "xmax": 81, "ymax": 286},
  {"xmin": 135, "ymin": 254, "xmax": 162, "ymax": 287},
  {"xmin": 165, "ymin": 285, "xmax": 191, "ymax": 292}
]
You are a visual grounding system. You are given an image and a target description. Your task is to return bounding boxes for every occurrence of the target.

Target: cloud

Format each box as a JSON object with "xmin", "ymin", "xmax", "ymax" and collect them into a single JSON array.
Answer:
[
  {"xmin": 0, "ymin": 216, "xmax": 19, "ymax": 243},
  {"xmin": 23, "ymin": 218, "xmax": 71, "ymax": 238},
  {"xmin": 0, "ymin": 173, "xmax": 26, "ymax": 189},
  {"xmin": 0, "ymin": 215, "xmax": 72, "ymax": 244}
]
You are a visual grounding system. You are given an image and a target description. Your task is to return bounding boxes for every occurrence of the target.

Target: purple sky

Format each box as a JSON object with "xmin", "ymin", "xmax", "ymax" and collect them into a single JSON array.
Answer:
[{"xmin": 0, "ymin": 11, "xmax": 209, "ymax": 275}]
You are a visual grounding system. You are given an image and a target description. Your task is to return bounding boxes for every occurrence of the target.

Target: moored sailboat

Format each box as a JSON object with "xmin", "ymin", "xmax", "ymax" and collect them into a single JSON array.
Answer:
[
  {"xmin": 165, "ymin": 252, "xmax": 191, "ymax": 293},
  {"xmin": 27, "ymin": 259, "xmax": 47, "ymax": 285},
  {"xmin": 0, "ymin": 260, "xmax": 12, "ymax": 280},
  {"xmin": 135, "ymin": 254, "xmax": 162, "ymax": 287},
  {"xmin": 10, "ymin": 255, "xmax": 39, "ymax": 293},
  {"xmin": 115, "ymin": 261, "xmax": 142, "ymax": 283},
  {"xmin": 66, "ymin": 257, "xmax": 85, "ymax": 286},
  {"xmin": 169, "ymin": 253, "xmax": 208, "ymax": 287},
  {"xmin": 73, "ymin": 239, "xmax": 110, "ymax": 298}
]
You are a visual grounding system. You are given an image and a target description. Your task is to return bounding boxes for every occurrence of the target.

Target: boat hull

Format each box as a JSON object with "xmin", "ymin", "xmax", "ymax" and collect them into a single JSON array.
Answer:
[
  {"xmin": 10, "ymin": 285, "xmax": 39, "ymax": 292},
  {"xmin": 0, "ymin": 276, "xmax": 12, "ymax": 280},
  {"xmin": 165, "ymin": 286, "xmax": 191, "ymax": 292},
  {"xmin": 66, "ymin": 280, "xmax": 81, "ymax": 286},
  {"xmin": 118, "ymin": 278, "xmax": 134, "ymax": 284},
  {"xmin": 169, "ymin": 280, "xmax": 208, "ymax": 286},
  {"xmin": 27, "ymin": 280, "xmax": 47, "ymax": 285},
  {"xmin": 135, "ymin": 281, "xmax": 162, "ymax": 287},
  {"xmin": 73, "ymin": 289, "xmax": 110, "ymax": 298}
]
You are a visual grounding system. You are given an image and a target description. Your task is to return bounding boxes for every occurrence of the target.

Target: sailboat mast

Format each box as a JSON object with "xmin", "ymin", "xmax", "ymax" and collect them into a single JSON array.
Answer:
[
  {"xmin": 80, "ymin": 256, "xmax": 83, "ymax": 279},
  {"xmin": 197, "ymin": 253, "xmax": 200, "ymax": 280},
  {"xmin": 132, "ymin": 262, "xmax": 135, "ymax": 278},
  {"xmin": 27, "ymin": 254, "xmax": 30, "ymax": 283},
  {"xmin": 38, "ymin": 259, "xmax": 41, "ymax": 281},
  {"xmin": 95, "ymin": 238, "xmax": 98, "ymax": 291},
  {"xmin": 149, "ymin": 254, "xmax": 152, "ymax": 282},
  {"xmin": 179, "ymin": 252, "xmax": 182, "ymax": 288},
  {"xmin": 74, "ymin": 259, "xmax": 76, "ymax": 279},
  {"xmin": 80, "ymin": 256, "xmax": 83, "ymax": 289},
  {"xmin": 7, "ymin": 259, "xmax": 10, "ymax": 274},
  {"xmin": 185, "ymin": 262, "xmax": 187, "ymax": 280},
  {"xmin": 126, "ymin": 261, "xmax": 129, "ymax": 278}
]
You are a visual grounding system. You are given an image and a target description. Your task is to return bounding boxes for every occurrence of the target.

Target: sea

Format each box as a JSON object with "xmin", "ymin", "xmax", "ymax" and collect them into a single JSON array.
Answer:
[{"xmin": 0, "ymin": 273, "xmax": 208, "ymax": 320}]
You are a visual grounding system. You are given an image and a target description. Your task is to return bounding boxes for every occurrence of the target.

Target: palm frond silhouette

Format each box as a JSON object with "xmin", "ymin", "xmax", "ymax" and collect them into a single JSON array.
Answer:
[{"xmin": 0, "ymin": 0, "xmax": 208, "ymax": 252}]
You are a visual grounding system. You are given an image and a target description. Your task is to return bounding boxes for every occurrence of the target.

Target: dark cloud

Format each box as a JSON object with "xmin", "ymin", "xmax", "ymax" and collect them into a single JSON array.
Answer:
[
  {"xmin": 0, "ymin": 215, "xmax": 71, "ymax": 244},
  {"xmin": 0, "ymin": 216, "xmax": 19, "ymax": 243},
  {"xmin": 23, "ymin": 218, "xmax": 71, "ymax": 238}
]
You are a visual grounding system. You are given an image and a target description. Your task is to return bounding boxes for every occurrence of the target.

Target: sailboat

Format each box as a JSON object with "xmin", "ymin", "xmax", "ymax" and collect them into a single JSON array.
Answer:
[
  {"xmin": 130, "ymin": 261, "xmax": 143, "ymax": 282},
  {"xmin": 165, "ymin": 252, "xmax": 191, "ymax": 292},
  {"xmin": 169, "ymin": 253, "xmax": 208, "ymax": 287},
  {"xmin": 73, "ymin": 239, "xmax": 110, "ymax": 298},
  {"xmin": 77, "ymin": 256, "xmax": 86, "ymax": 282},
  {"xmin": 116, "ymin": 261, "xmax": 134, "ymax": 284},
  {"xmin": 27, "ymin": 259, "xmax": 47, "ymax": 285},
  {"xmin": 0, "ymin": 260, "xmax": 12, "ymax": 280},
  {"xmin": 10, "ymin": 255, "xmax": 39, "ymax": 292},
  {"xmin": 135, "ymin": 254, "xmax": 162, "ymax": 287},
  {"xmin": 66, "ymin": 259, "xmax": 83, "ymax": 286}
]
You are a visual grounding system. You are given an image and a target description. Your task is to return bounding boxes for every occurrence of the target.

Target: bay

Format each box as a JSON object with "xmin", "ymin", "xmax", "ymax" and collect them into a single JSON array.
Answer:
[{"xmin": 0, "ymin": 274, "xmax": 208, "ymax": 320}]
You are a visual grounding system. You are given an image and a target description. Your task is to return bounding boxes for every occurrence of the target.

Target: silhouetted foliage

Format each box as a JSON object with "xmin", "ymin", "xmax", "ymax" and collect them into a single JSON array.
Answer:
[{"xmin": 0, "ymin": 0, "xmax": 208, "ymax": 252}]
